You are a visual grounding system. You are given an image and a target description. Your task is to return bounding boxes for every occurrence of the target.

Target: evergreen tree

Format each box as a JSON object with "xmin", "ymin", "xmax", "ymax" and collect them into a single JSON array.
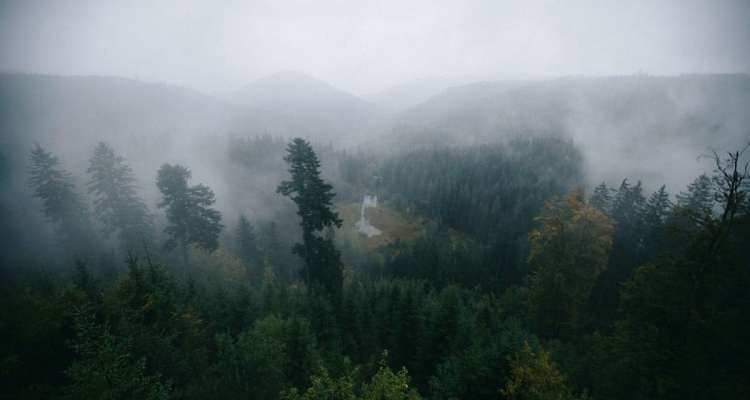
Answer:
[
  {"xmin": 28, "ymin": 143, "xmax": 94, "ymax": 255},
  {"xmin": 590, "ymin": 179, "xmax": 646, "ymax": 327},
  {"xmin": 156, "ymin": 164, "xmax": 222, "ymax": 265},
  {"xmin": 277, "ymin": 138, "xmax": 343, "ymax": 292},
  {"xmin": 640, "ymin": 185, "xmax": 671, "ymax": 261},
  {"xmin": 589, "ymin": 182, "xmax": 613, "ymax": 214},
  {"xmin": 87, "ymin": 142, "xmax": 152, "ymax": 253},
  {"xmin": 66, "ymin": 310, "xmax": 171, "ymax": 400},
  {"xmin": 236, "ymin": 215, "xmax": 261, "ymax": 280},
  {"xmin": 672, "ymin": 174, "xmax": 714, "ymax": 228}
]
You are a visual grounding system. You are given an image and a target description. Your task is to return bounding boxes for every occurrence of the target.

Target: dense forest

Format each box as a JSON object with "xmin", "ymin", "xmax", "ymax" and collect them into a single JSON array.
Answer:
[
  {"xmin": 3, "ymin": 1, "xmax": 750, "ymax": 398},
  {"xmin": 1, "ymin": 122, "xmax": 748, "ymax": 399}
]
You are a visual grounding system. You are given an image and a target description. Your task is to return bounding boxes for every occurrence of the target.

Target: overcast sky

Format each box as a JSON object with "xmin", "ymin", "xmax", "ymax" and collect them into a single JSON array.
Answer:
[{"xmin": 1, "ymin": 0, "xmax": 749, "ymax": 95}]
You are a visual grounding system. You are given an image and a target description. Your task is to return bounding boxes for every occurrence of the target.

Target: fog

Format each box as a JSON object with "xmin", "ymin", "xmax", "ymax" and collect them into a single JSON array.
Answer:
[
  {"xmin": 3, "ymin": 3, "xmax": 750, "ymax": 398},
  {"xmin": 1, "ymin": 0, "xmax": 749, "ymax": 94},
  {"xmin": 0, "ymin": 1, "xmax": 748, "ymax": 264}
]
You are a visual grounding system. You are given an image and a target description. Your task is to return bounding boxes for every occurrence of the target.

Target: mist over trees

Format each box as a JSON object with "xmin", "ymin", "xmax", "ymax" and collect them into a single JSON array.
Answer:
[
  {"xmin": 1, "ymin": 69, "xmax": 750, "ymax": 400},
  {"xmin": 3, "ymin": 0, "xmax": 750, "ymax": 396},
  {"xmin": 28, "ymin": 143, "xmax": 96, "ymax": 257},
  {"xmin": 87, "ymin": 142, "xmax": 153, "ymax": 255},
  {"xmin": 278, "ymin": 138, "xmax": 344, "ymax": 293},
  {"xmin": 156, "ymin": 164, "xmax": 223, "ymax": 264}
]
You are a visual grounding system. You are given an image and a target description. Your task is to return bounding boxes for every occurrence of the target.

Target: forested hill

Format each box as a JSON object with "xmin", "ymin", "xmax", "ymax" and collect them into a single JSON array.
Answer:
[
  {"xmin": 386, "ymin": 74, "xmax": 750, "ymax": 189},
  {"xmin": 3, "ymin": 72, "xmax": 749, "ymax": 190},
  {"xmin": 1, "ymin": 70, "xmax": 749, "ymax": 398}
]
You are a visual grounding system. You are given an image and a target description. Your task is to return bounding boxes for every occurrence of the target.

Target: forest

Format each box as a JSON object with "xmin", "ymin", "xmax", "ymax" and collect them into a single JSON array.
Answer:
[
  {"xmin": 2, "ymin": 1, "xmax": 750, "ymax": 398},
  {"xmin": 1, "ymin": 129, "xmax": 748, "ymax": 399}
]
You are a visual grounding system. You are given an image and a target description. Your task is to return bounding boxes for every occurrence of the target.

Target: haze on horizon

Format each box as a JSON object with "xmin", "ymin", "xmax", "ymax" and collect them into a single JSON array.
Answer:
[{"xmin": 1, "ymin": 0, "xmax": 749, "ymax": 95}]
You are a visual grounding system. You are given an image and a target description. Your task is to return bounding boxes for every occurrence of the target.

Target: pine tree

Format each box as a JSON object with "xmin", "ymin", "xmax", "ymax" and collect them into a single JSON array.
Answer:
[
  {"xmin": 28, "ymin": 143, "xmax": 94, "ymax": 255},
  {"xmin": 87, "ymin": 142, "xmax": 152, "ymax": 253},
  {"xmin": 674, "ymin": 174, "xmax": 714, "ymax": 224},
  {"xmin": 589, "ymin": 182, "xmax": 613, "ymax": 214},
  {"xmin": 156, "ymin": 164, "xmax": 222, "ymax": 265},
  {"xmin": 640, "ymin": 185, "xmax": 671, "ymax": 261},
  {"xmin": 277, "ymin": 138, "xmax": 343, "ymax": 293}
]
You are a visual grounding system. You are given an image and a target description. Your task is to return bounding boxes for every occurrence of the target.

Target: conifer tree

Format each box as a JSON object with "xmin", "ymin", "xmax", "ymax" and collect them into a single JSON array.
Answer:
[
  {"xmin": 156, "ymin": 164, "xmax": 222, "ymax": 265},
  {"xmin": 277, "ymin": 138, "xmax": 343, "ymax": 292},
  {"xmin": 87, "ymin": 142, "xmax": 152, "ymax": 253},
  {"xmin": 674, "ymin": 174, "xmax": 714, "ymax": 223},
  {"xmin": 589, "ymin": 182, "xmax": 613, "ymax": 214},
  {"xmin": 28, "ymin": 143, "xmax": 94, "ymax": 255},
  {"xmin": 640, "ymin": 185, "xmax": 671, "ymax": 261}
]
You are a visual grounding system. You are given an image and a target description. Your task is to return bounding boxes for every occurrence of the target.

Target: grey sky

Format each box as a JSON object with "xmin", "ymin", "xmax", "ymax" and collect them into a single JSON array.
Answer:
[{"xmin": 1, "ymin": 0, "xmax": 749, "ymax": 94}]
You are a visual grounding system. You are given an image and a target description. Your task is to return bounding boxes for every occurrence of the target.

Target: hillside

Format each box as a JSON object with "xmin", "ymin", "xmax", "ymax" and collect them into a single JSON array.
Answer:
[
  {"xmin": 231, "ymin": 71, "xmax": 385, "ymax": 145},
  {"xmin": 384, "ymin": 74, "xmax": 750, "ymax": 189}
]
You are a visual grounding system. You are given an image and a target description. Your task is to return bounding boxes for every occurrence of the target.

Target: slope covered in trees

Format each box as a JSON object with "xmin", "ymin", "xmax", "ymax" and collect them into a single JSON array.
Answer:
[{"xmin": 1, "ymin": 71, "xmax": 749, "ymax": 399}]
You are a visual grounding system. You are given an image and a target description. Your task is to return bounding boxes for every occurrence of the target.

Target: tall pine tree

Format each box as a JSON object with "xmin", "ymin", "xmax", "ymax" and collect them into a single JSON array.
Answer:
[
  {"xmin": 87, "ymin": 142, "xmax": 153, "ymax": 254},
  {"xmin": 156, "ymin": 164, "xmax": 222, "ymax": 265},
  {"xmin": 28, "ymin": 143, "xmax": 94, "ymax": 256},
  {"xmin": 277, "ymin": 138, "xmax": 343, "ymax": 293}
]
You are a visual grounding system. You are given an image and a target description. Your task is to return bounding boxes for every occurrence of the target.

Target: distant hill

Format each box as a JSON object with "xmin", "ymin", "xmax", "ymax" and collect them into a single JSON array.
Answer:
[
  {"xmin": 384, "ymin": 74, "xmax": 750, "ymax": 189},
  {"xmin": 0, "ymin": 73, "xmax": 292, "ymax": 176},
  {"xmin": 2, "ymin": 72, "xmax": 748, "ymax": 196},
  {"xmin": 230, "ymin": 71, "xmax": 384, "ymax": 144},
  {"xmin": 364, "ymin": 77, "xmax": 466, "ymax": 113}
]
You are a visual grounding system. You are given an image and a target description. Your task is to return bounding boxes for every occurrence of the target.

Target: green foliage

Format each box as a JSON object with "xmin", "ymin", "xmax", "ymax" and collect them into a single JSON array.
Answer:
[
  {"xmin": 502, "ymin": 341, "xmax": 574, "ymax": 400},
  {"xmin": 278, "ymin": 137, "xmax": 343, "ymax": 292},
  {"xmin": 8, "ymin": 137, "xmax": 750, "ymax": 400},
  {"xmin": 212, "ymin": 323, "xmax": 287, "ymax": 399},
  {"xmin": 378, "ymin": 138, "xmax": 584, "ymax": 288},
  {"xmin": 281, "ymin": 361, "xmax": 421, "ymax": 400},
  {"xmin": 527, "ymin": 189, "xmax": 614, "ymax": 338},
  {"xmin": 362, "ymin": 363, "xmax": 421, "ymax": 400},
  {"xmin": 429, "ymin": 318, "xmax": 531, "ymax": 400},
  {"xmin": 156, "ymin": 163, "xmax": 223, "ymax": 256},
  {"xmin": 66, "ymin": 309, "xmax": 171, "ymax": 400},
  {"xmin": 281, "ymin": 369, "xmax": 357, "ymax": 400}
]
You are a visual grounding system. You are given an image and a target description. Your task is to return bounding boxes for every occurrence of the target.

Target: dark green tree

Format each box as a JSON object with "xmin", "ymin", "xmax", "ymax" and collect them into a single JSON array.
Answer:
[
  {"xmin": 66, "ymin": 309, "xmax": 171, "ymax": 400},
  {"xmin": 640, "ymin": 185, "xmax": 671, "ymax": 261},
  {"xmin": 260, "ymin": 220, "xmax": 295, "ymax": 282},
  {"xmin": 156, "ymin": 164, "xmax": 222, "ymax": 265},
  {"xmin": 602, "ymin": 149, "xmax": 749, "ymax": 400},
  {"xmin": 277, "ymin": 138, "xmax": 343, "ymax": 292},
  {"xmin": 236, "ymin": 215, "xmax": 261, "ymax": 280},
  {"xmin": 590, "ymin": 179, "xmax": 646, "ymax": 327},
  {"xmin": 589, "ymin": 182, "xmax": 613, "ymax": 214},
  {"xmin": 87, "ymin": 142, "xmax": 153, "ymax": 253},
  {"xmin": 28, "ymin": 143, "xmax": 94, "ymax": 255}
]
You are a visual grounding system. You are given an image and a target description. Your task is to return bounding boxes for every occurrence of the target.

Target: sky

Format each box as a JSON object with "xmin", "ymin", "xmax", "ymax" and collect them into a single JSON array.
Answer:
[{"xmin": 1, "ymin": 0, "xmax": 749, "ymax": 95}]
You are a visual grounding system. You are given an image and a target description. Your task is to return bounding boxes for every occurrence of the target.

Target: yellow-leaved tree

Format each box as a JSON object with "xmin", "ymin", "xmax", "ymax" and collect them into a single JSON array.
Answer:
[{"xmin": 527, "ymin": 188, "xmax": 615, "ymax": 339}]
